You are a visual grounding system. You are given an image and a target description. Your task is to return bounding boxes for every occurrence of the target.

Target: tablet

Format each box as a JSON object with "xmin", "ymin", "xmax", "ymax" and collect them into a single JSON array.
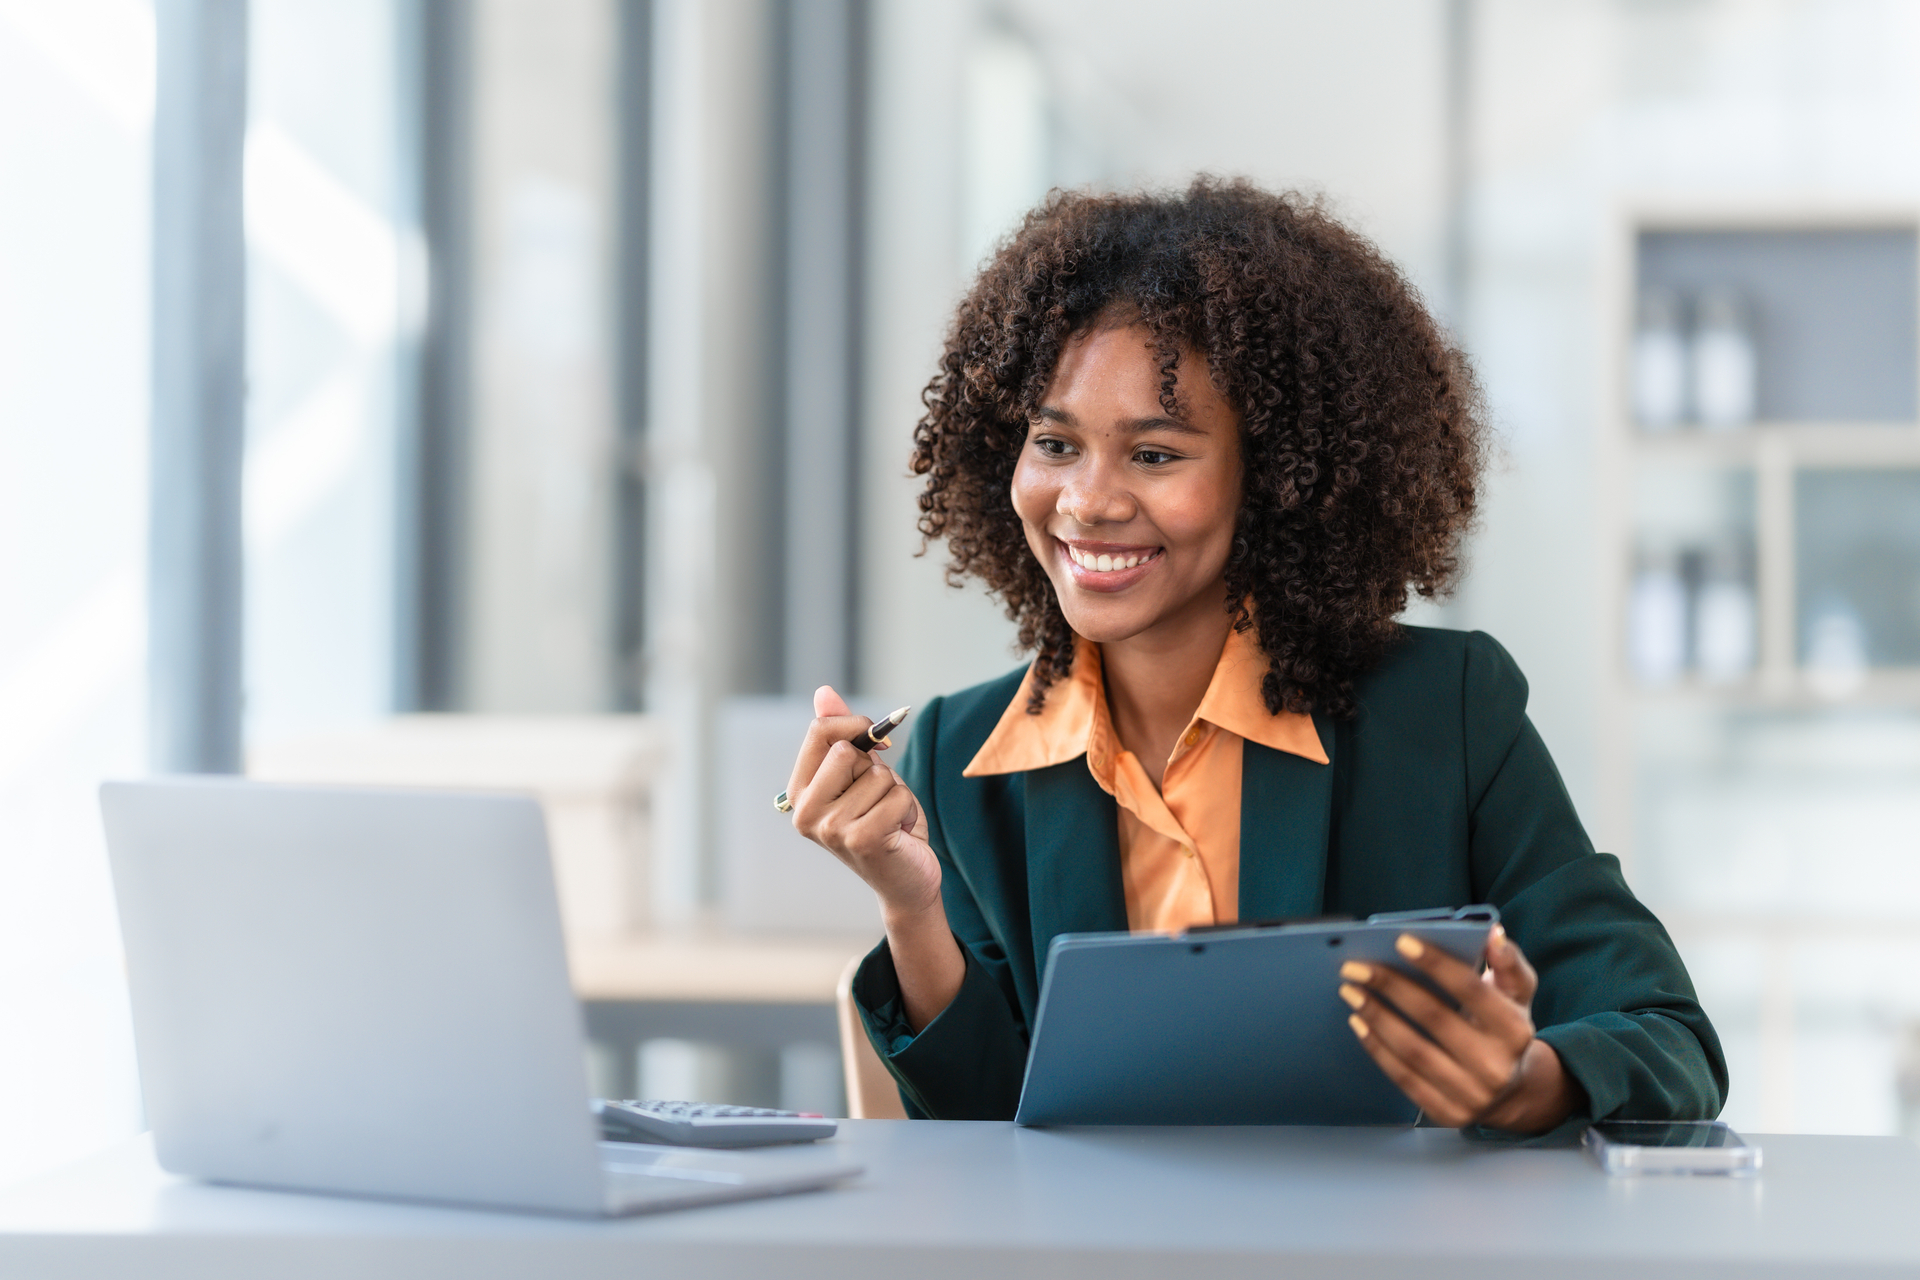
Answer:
[{"xmin": 1013, "ymin": 907, "xmax": 1498, "ymax": 1127}]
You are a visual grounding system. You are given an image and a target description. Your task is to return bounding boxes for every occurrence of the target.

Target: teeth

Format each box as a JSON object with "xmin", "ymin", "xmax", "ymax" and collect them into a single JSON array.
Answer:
[{"xmin": 1066, "ymin": 546, "xmax": 1158, "ymax": 573}]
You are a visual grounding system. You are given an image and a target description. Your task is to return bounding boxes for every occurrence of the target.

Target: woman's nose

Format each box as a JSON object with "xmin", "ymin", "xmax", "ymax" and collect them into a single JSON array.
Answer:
[{"xmin": 1058, "ymin": 469, "xmax": 1134, "ymax": 526}]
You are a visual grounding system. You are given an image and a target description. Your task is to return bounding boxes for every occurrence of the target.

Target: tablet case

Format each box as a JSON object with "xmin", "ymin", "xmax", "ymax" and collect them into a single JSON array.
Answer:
[{"xmin": 1013, "ymin": 907, "xmax": 1498, "ymax": 1126}]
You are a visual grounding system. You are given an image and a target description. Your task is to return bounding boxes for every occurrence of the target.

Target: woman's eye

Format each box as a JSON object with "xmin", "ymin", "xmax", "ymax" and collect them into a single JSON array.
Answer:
[
  {"xmin": 1135, "ymin": 449, "xmax": 1178, "ymax": 466},
  {"xmin": 1034, "ymin": 437, "xmax": 1073, "ymax": 458}
]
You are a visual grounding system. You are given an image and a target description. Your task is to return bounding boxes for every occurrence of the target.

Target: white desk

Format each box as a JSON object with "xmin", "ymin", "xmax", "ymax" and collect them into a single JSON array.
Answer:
[{"xmin": 2, "ymin": 1121, "xmax": 1916, "ymax": 1279}]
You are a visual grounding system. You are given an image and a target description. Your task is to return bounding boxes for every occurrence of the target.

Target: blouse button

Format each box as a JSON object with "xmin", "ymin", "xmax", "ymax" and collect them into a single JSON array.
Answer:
[{"xmin": 1182, "ymin": 725, "xmax": 1201, "ymax": 747}]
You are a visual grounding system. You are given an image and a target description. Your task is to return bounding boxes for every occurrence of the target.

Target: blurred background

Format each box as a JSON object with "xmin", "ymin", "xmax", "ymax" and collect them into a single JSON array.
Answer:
[{"xmin": 6, "ymin": 0, "xmax": 1920, "ymax": 1186}]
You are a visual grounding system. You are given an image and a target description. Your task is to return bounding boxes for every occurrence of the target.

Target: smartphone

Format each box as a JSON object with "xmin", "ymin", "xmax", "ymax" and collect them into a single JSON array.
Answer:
[{"xmin": 1584, "ymin": 1120, "xmax": 1760, "ymax": 1176}]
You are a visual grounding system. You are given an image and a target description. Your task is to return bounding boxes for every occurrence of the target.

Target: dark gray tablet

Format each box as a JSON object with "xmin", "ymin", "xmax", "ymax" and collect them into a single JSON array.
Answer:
[{"xmin": 1013, "ymin": 907, "xmax": 1498, "ymax": 1126}]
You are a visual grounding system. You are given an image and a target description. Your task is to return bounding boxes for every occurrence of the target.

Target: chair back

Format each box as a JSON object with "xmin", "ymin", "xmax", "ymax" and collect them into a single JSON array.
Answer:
[{"xmin": 836, "ymin": 955, "xmax": 907, "ymax": 1119}]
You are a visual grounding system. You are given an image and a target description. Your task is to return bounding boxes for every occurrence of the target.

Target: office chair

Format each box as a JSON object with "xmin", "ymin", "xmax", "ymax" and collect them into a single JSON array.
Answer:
[{"xmin": 836, "ymin": 957, "xmax": 907, "ymax": 1119}]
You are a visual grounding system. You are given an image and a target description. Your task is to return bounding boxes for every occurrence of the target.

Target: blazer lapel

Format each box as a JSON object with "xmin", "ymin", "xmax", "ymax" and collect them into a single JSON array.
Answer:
[
  {"xmin": 1023, "ymin": 758, "xmax": 1127, "ymax": 958},
  {"xmin": 1238, "ymin": 713, "xmax": 1336, "ymax": 919}
]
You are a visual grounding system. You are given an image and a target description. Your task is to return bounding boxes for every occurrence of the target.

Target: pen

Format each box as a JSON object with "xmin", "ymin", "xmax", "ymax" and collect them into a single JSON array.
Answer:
[{"xmin": 773, "ymin": 705, "xmax": 911, "ymax": 813}]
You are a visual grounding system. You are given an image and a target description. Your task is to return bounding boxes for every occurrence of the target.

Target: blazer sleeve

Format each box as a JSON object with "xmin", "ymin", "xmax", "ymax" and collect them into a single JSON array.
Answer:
[
  {"xmin": 848, "ymin": 694, "xmax": 1031, "ymax": 1119},
  {"xmin": 1462, "ymin": 632, "xmax": 1730, "ymax": 1122}
]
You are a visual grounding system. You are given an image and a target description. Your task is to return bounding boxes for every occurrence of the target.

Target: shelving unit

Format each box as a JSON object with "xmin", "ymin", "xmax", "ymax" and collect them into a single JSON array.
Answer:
[
  {"xmin": 1594, "ymin": 204, "xmax": 1920, "ymax": 1134},
  {"xmin": 1624, "ymin": 424, "xmax": 1920, "ymax": 698},
  {"xmin": 1597, "ymin": 205, "xmax": 1920, "ymax": 810}
]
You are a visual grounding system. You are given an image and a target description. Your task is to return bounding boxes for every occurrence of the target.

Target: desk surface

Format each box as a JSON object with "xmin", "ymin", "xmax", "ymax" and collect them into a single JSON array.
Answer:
[{"xmin": 2, "ymin": 1121, "xmax": 1917, "ymax": 1280}]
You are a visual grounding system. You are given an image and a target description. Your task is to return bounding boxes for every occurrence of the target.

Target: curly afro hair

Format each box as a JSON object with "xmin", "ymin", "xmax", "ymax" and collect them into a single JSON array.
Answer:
[{"xmin": 909, "ymin": 177, "xmax": 1488, "ymax": 719}]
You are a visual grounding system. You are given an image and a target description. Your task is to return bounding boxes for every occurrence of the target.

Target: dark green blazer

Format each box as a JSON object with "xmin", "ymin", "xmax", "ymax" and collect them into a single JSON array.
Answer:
[{"xmin": 852, "ymin": 626, "xmax": 1727, "ymax": 1125}]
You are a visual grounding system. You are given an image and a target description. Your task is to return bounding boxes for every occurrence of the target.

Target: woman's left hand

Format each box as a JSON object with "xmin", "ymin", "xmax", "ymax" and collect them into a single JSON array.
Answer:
[{"xmin": 1338, "ymin": 924, "xmax": 1584, "ymax": 1133}]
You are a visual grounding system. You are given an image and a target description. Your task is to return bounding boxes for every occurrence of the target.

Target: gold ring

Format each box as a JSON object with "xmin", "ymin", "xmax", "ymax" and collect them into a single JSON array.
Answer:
[{"xmin": 773, "ymin": 790, "xmax": 794, "ymax": 813}]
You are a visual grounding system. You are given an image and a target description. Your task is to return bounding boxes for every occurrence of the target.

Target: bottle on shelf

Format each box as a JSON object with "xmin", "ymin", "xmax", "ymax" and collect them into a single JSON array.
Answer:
[
  {"xmin": 1632, "ymin": 288, "xmax": 1688, "ymax": 432},
  {"xmin": 1629, "ymin": 546, "xmax": 1688, "ymax": 685},
  {"xmin": 1806, "ymin": 595, "xmax": 1869, "ymax": 698},
  {"xmin": 1693, "ymin": 541, "xmax": 1755, "ymax": 684},
  {"xmin": 1690, "ymin": 287, "xmax": 1758, "ymax": 430}
]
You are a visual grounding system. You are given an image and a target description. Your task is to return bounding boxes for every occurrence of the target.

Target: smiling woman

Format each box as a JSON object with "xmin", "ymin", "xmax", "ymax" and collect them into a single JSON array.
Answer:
[{"xmin": 785, "ymin": 179, "xmax": 1726, "ymax": 1135}]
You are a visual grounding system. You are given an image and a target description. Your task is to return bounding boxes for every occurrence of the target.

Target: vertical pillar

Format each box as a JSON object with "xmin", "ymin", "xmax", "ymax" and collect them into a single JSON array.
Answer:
[
  {"xmin": 613, "ymin": 0, "xmax": 653, "ymax": 714},
  {"xmin": 397, "ymin": 0, "xmax": 474, "ymax": 712},
  {"xmin": 149, "ymin": 0, "xmax": 248, "ymax": 773},
  {"xmin": 1441, "ymin": 0, "xmax": 1474, "ymax": 332},
  {"xmin": 780, "ymin": 0, "xmax": 866, "ymax": 696}
]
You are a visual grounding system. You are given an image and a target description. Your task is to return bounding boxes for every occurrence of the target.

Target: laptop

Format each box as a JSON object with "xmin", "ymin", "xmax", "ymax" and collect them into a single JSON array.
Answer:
[
  {"xmin": 98, "ymin": 777, "xmax": 860, "ymax": 1216},
  {"xmin": 1013, "ymin": 910, "xmax": 1496, "ymax": 1126}
]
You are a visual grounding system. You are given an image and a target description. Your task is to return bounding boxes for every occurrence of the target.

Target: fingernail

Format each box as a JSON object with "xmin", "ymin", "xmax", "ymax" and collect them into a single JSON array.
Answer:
[
  {"xmin": 1337, "ymin": 983, "xmax": 1366, "ymax": 1010},
  {"xmin": 1339, "ymin": 960, "xmax": 1373, "ymax": 983},
  {"xmin": 1348, "ymin": 1014, "xmax": 1370, "ymax": 1039},
  {"xmin": 1490, "ymin": 924, "xmax": 1508, "ymax": 953},
  {"xmin": 1395, "ymin": 934, "xmax": 1426, "ymax": 960}
]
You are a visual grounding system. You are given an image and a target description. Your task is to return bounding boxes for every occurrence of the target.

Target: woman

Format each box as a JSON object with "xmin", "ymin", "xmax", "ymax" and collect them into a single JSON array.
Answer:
[{"xmin": 786, "ymin": 179, "xmax": 1725, "ymax": 1130}]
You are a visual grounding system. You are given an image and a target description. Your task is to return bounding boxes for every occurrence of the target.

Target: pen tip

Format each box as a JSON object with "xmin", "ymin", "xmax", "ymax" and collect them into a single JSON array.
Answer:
[{"xmin": 889, "ymin": 705, "xmax": 911, "ymax": 722}]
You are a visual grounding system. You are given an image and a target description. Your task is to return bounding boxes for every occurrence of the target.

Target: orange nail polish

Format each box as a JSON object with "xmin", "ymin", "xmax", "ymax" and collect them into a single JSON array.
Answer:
[
  {"xmin": 1339, "ymin": 960, "xmax": 1373, "ymax": 983},
  {"xmin": 1338, "ymin": 983, "xmax": 1366, "ymax": 1010},
  {"xmin": 1348, "ymin": 1013, "xmax": 1370, "ymax": 1039},
  {"xmin": 1395, "ymin": 934, "xmax": 1425, "ymax": 960}
]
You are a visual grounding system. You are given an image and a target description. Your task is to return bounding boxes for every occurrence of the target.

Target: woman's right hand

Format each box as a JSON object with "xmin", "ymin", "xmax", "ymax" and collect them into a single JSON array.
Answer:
[
  {"xmin": 787, "ymin": 686, "xmax": 963, "ymax": 1032},
  {"xmin": 786, "ymin": 685, "xmax": 942, "ymax": 921}
]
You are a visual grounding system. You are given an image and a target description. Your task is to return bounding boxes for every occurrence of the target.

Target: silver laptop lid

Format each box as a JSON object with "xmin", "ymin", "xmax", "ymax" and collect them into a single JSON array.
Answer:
[{"xmin": 100, "ymin": 778, "xmax": 607, "ymax": 1215}]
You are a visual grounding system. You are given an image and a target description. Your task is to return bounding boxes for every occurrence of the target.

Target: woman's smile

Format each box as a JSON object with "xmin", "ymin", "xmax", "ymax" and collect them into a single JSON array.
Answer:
[{"xmin": 1058, "ymin": 538, "xmax": 1164, "ymax": 591}]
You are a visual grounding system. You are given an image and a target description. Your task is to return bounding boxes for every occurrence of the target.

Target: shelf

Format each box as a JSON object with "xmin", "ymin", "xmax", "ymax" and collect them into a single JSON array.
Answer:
[
  {"xmin": 1626, "ymin": 423, "xmax": 1920, "ymax": 467},
  {"xmin": 1636, "ymin": 226, "xmax": 1919, "ymax": 423},
  {"xmin": 1659, "ymin": 912, "xmax": 1920, "ymax": 940},
  {"xmin": 1601, "ymin": 209, "xmax": 1920, "ymax": 892},
  {"xmin": 1624, "ymin": 667, "xmax": 1920, "ymax": 709}
]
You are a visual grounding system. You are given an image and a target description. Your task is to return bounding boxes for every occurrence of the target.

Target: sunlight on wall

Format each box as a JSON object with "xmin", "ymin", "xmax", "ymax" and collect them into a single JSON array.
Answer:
[
  {"xmin": 0, "ymin": 0, "xmax": 152, "ymax": 1191},
  {"xmin": 242, "ymin": 0, "xmax": 411, "ymax": 746}
]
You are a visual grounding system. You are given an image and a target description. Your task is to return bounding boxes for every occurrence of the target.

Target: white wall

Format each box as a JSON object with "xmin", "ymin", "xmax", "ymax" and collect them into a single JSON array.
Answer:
[
  {"xmin": 0, "ymin": 0, "xmax": 152, "ymax": 1190},
  {"xmin": 243, "ymin": 0, "xmax": 408, "ymax": 743},
  {"xmin": 1017, "ymin": 0, "xmax": 1450, "ymax": 292}
]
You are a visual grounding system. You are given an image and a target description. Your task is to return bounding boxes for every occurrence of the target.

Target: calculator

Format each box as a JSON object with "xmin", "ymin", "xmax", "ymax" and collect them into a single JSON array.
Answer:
[{"xmin": 594, "ymin": 1100, "xmax": 840, "ymax": 1148}]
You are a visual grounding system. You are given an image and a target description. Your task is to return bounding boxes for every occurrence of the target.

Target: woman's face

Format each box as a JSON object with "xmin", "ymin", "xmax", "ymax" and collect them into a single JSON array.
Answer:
[{"xmin": 1011, "ymin": 323, "xmax": 1244, "ymax": 647}]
